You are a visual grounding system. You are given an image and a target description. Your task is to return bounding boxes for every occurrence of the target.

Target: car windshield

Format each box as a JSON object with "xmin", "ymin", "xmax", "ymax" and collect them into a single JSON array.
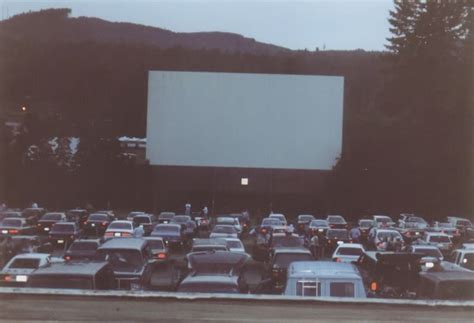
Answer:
[
  {"xmin": 274, "ymin": 253, "xmax": 312, "ymax": 268},
  {"xmin": 377, "ymin": 231, "xmax": 402, "ymax": 240},
  {"xmin": 217, "ymin": 218, "xmax": 234, "ymax": 224},
  {"xmin": 89, "ymin": 214, "xmax": 107, "ymax": 221},
  {"xmin": 154, "ymin": 225, "xmax": 179, "ymax": 233},
  {"xmin": 461, "ymin": 254, "xmax": 474, "ymax": 270},
  {"xmin": 327, "ymin": 216, "xmax": 345, "ymax": 224},
  {"xmin": 52, "ymin": 224, "xmax": 74, "ymax": 232},
  {"xmin": 42, "ymin": 214, "xmax": 62, "ymax": 221},
  {"xmin": 109, "ymin": 222, "xmax": 132, "ymax": 230},
  {"xmin": 226, "ymin": 240, "xmax": 243, "ymax": 249},
  {"xmin": 2, "ymin": 219, "xmax": 22, "ymax": 227},
  {"xmin": 337, "ymin": 247, "xmax": 363, "ymax": 256},
  {"xmin": 262, "ymin": 219, "xmax": 281, "ymax": 226},
  {"xmin": 271, "ymin": 236, "xmax": 303, "ymax": 248},
  {"xmin": 146, "ymin": 240, "xmax": 164, "ymax": 249},
  {"xmin": 327, "ymin": 230, "xmax": 349, "ymax": 239},
  {"xmin": 213, "ymin": 226, "xmax": 236, "ymax": 234},
  {"xmin": 70, "ymin": 241, "xmax": 98, "ymax": 251},
  {"xmin": 97, "ymin": 249, "xmax": 143, "ymax": 271},
  {"xmin": 310, "ymin": 220, "xmax": 328, "ymax": 227},
  {"xmin": 9, "ymin": 258, "xmax": 41, "ymax": 269},
  {"xmin": 429, "ymin": 235, "xmax": 451, "ymax": 243},
  {"xmin": 415, "ymin": 248, "xmax": 442, "ymax": 258},
  {"xmin": 178, "ymin": 282, "xmax": 238, "ymax": 293}
]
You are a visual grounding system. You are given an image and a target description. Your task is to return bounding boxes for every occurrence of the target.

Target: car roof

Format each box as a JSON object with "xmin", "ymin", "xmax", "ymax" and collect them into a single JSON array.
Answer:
[
  {"xmin": 31, "ymin": 261, "xmax": 109, "ymax": 276},
  {"xmin": 44, "ymin": 212, "xmax": 66, "ymax": 216},
  {"xmin": 110, "ymin": 220, "xmax": 133, "ymax": 224},
  {"xmin": 269, "ymin": 214, "xmax": 286, "ymax": 218},
  {"xmin": 193, "ymin": 238, "xmax": 227, "ymax": 246},
  {"xmin": 98, "ymin": 238, "xmax": 146, "ymax": 250},
  {"xmin": 288, "ymin": 261, "xmax": 361, "ymax": 279},
  {"xmin": 143, "ymin": 237, "xmax": 164, "ymax": 241},
  {"xmin": 155, "ymin": 223, "xmax": 181, "ymax": 229},
  {"xmin": 421, "ymin": 270, "xmax": 474, "ymax": 282},
  {"xmin": 376, "ymin": 229, "xmax": 400, "ymax": 233},
  {"xmin": 336, "ymin": 243, "xmax": 364, "ymax": 249}
]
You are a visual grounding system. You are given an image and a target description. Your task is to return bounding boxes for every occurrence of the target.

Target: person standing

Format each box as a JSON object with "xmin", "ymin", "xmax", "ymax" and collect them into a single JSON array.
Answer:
[
  {"xmin": 185, "ymin": 203, "xmax": 191, "ymax": 215},
  {"xmin": 349, "ymin": 226, "xmax": 361, "ymax": 243}
]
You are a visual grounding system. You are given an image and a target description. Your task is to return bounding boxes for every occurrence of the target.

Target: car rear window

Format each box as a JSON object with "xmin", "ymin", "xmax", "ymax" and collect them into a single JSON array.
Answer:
[
  {"xmin": 376, "ymin": 231, "xmax": 402, "ymax": 240},
  {"xmin": 330, "ymin": 282, "xmax": 355, "ymax": 297},
  {"xmin": 414, "ymin": 248, "xmax": 442, "ymax": 258},
  {"xmin": 154, "ymin": 225, "xmax": 179, "ymax": 232},
  {"xmin": 10, "ymin": 258, "xmax": 41, "ymax": 269},
  {"xmin": 262, "ymin": 219, "xmax": 281, "ymax": 226},
  {"xmin": 1, "ymin": 219, "xmax": 22, "ymax": 227},
  {"xmin": 133, "ymin": 217, "xmax": 151, "ymax": 224},
  {"xmin": 178, "ymin": 282, "xmax": 238, "ymax": 293},
  {"xmin": 327, "ymin": 216, "xmax": 345, "ymax": 224},
  {"xmin": 146, "ymin": 240, "xmax": 164, "ymax": 249},
  {"xmin": 213, "ymin": 226, "xmax": 236, "ymax": 234},
  {"xmin": 108, "ymin": 222, "xmax": 132, "ymax": 230},
  {"xmin": 70, "ymin": 241, "xmax": 98, "ymax": 251},
  {"xmin": 310, "ymin": 220, "xmax": 328, "ymax": 227},
  {"xmin": 226, "ymin": 240, "xmax": 243, "ymax": 249},
  {"xmin": 52, "ymin": 224, "xmax": 74, "ymax": 232},
  {"xmin": 327, "ymin": 230, "xmax": 349, "ymax": 239},
  {"xmin": 337, "ymin": 247, "xmax": 363, "ymax": 256},
  {"xmin": 359, "ymin": 220, "xmax": 372, "ymax": 228},
  {"xmin": 274, "ymin": 253, "xmax": 312, "ymax": 268}
]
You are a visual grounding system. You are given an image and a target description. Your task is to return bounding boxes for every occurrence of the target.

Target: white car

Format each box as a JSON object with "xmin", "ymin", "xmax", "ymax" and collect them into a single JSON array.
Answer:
[
  {"xmin": 269, "ymin": 213, "xmax": 287, "ymax": 226},
  {"xmin": 372, "ymin": 215, "xmax": 395, "ymax": 228},
  {"xmin": 0, "ymin": 253, "xmax": 52, "ymax": 285},
  {"xmin": 424, "ymin": 233, "xmax": 453, "ymax": 255},
  {"xmin": 224, "ymin": 238, "xmax": 246, "ymax": 255},
  {"xmin": 209, "ymin": 225, "xmax": 238, "ymax": 239},
  {"xmin": 104, "ymin": 220, "xmax": 135, "ymax": 238},
  {"xmin": 450, "ymin": 249, "xmax": 474, "ymax": 271},
  {"xmin": 332, "ymin": 243, "xmax": 365, "ymax": 263},
  {"xmin": 216, "ymin": 217, "xmax": 242, "ymax": 233},
  {"xmin": 373, "ymin": 229, "xmax": 404, "ymax": 251}
]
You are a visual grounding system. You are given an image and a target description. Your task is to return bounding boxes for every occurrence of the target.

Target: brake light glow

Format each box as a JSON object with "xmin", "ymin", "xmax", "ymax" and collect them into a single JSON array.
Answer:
[
  {"xmin": 102, "ymin": 222, "xmax": 108, "ymax": 226},
  {"xmin": 122, "ymin": 233, "xmax": 132, "ymax": 237},
  {"xmin": 104, "ymin": 232, "xmax": 113, "ymax": 237},
  {"xmin": 9, "ymin": 229, "xmax": 18, "ymax": 234},
  {"xmin": 261, "ymin": 228, "xmax": 267, "ymax": 234},
  {"xmin": 335, "ymin": 258, "xmax": 341, "ymax": 262},
  {"xmin": 4, "ymin": 276, "xmax": 13, "ymax": 282},
  {"xmin": 64, "ymin": 255, "xmax": 72, "ymax": 261},
  {"xmin": 157, "ymin": 253, "xmax": 167, "ymax": 259}
]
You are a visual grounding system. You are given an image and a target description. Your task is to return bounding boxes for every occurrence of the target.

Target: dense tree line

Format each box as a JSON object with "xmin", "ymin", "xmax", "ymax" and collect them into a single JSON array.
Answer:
[{"xmin": 0, "ymin": 3, "xmax": 471, "ymax": 218}]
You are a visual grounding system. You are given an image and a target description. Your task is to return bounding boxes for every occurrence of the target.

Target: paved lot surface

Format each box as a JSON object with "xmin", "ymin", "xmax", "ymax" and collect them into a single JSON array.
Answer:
[{"xmin": 0, "ymin": 294, "xmax": 472, "ymax": 322}]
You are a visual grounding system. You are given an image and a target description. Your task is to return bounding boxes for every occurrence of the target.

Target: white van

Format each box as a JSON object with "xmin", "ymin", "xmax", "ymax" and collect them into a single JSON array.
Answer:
[{"xmin": 284, "ymin": 261, "xmax": 366, "ymax": 298}]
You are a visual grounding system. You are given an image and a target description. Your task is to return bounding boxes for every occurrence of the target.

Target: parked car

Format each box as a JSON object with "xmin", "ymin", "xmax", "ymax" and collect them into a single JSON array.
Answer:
[
  {"xmin": 143, "ymin": 237, "xmax": 169, "ymax": 261},
  {"xmin": 210, "ymin": 225, "xmax": 238, "ymax": 239},
  {"xmin": 269, "ymin": 214, "xmax": 287, "ymax": 226},
  {"xmin": 322, "ymin": 229, "xmax": 351, "ymax": 255},
  {"xmin": 48, "ymin": 222, "xmax": 81, "ymax": 248},
  {"xmin": 215, "ymin": 216, "xmax": 242, "ymax": 234},
  {"xmin": 423, "ymin": 233, "xmax": 453, "ymax": 256},
  {"xmin": 64, "ymin": 239, "xmax": 100, "ymax": 261},
  {"xmin": 447, "ymin": 216, "xmax": 472, "ymax": 234},
  {"xmin": 417, "ymin": 270, "xmax": 474, "ymax": 300},
  {"xmin": 157, "ymin": 212, "xmax": 175, "ymax": 224},
  {"xmin": 372, "ymin": 215, "xmax": 395, "ymax": 228},
  {"xmin": 326, "ymin": 215, "xmax": 347, "ymax": 229},
  {"xmin": 37, "ymin": 212, "xmax": 67, "ymax": 234},
  {"xmin": 0, "ymin": 218, "xmax": 35, "ymax": 236},
  {"xmin": 66, "ymin": 209, "xmax": 89, "ymax": 228},
  {"xmin": 177, "ymin": 275, "xmax": 245, "ymax": 294},
  {"xmin": 95, "ymin": 210, "xmax": 117, "ymax": 221},
  {"xmin": 370, "ymin": 229, "xmax": 404, "ymax": 251},
  {"xmin": 284, "ymin": 261, "xmax": 366, "ymax": 298},
  {"xmin": 297, "ymin": 215, "xmax": 315, "ymax": 234},
  {"xmin": 186, "ymin": 250, "xmax": 249, "ymax": 275},
  {"xmin": 308, "ymin": 219, "xmax": 330, "ymax": 237},
  {"xmin": 406, "ymin": 245, "xmax": 444, "ymax": 261},
  {"xmin": 150, "ymin": 224, "xmax": 185, "ymax": 249},
  {"xmin": 267, "ymin": 247, "xmax": 313, "ymax": 292},
  {"xmin": 332, "ymin": 243, "xmax": 365, "ymax": 263},
  {"xmin": 449, "ymin": 248, "xmax": 474, "ymax": 271},
  {"xmin": 224, "ymin": 238, "xmax": 246, "ymax": 255},
  {"xmin": 104, "ymin": 221, "xmax": 135, "ymax": 239},
  {"xmin": 28, "ymin": 261, "xmax": 115, "ymax": 290},
  {"xmin": 0, "ymin": 211, "xmax": 22, "ymax": 222},
  {"xmin": 97, "ymin": 238, "xmax": 156, "ymax": 290},
  {"xmin": 171, "ymin": 215, "xmax": 196, "ymax": 239},
  {"xmin": 84, "ymin": 213, "xmax": 114, "ymax": 236},
  {"xmin": 126, "ymin": 211, "xmax": 146, "ymax": 222},
  {"xmin": 0, "ymin": 253, "xmax": 52, "ymax": 286},
  {"xmin": 355, "ymin": 251, "xmax": 423, "ymax": 298},
  {"xmin": 430, "ymin": 222, "xmax": 461, "ymax": 241}
]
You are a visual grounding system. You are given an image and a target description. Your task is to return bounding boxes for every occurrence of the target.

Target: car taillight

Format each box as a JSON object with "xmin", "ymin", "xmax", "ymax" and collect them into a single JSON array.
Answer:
[
  {"xmin": 4, "ymin": 275, "xmax": 13, "ymax": 282},
  {"xmin": 83, "ymin": 221, "xmax": 87, "ymax": 225},
  {"xmin": 261, "ymin": 228, "xmax": 267, "ymax": 234},
  {"xmin": 64, "ymin": 255, "xmax": 72, "ymax": 261},
  {"xmin": 9, "ymin": 229, "xmax": 18, "ymax": 234},
  {"xmin": 37, "ymin": 223, "xmax": 42, "ymax": 227},
  {"xmin": 70, "ymin": 235, "xmax": 75, "ymax": 240},
  {"xmin": 104, "ymin": 232, "xmax": 113, "ymax": 237},
  {"xmin": 334, "ymin": 258, "xmax": 341, "ymax": 262},
  {"xmin": 102, "ymin": 222, "xmax": 108, "ymax": 226},
  {"xmin": 370, "ymin": 282, "xmax": 377, "ymax": 291},
  {"xmin": 122, "ymin": 233, "xmax": 132, "ymax": 237},
  {"xmin": 156, "ymin": 253, "xmax": 167, "ymax": 259}
]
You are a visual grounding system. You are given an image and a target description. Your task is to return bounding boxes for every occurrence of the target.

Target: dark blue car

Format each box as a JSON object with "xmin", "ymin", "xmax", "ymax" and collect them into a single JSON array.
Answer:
[{"xmin": 150, "ymin": 224, "xmax": 184, "ymax": 249}]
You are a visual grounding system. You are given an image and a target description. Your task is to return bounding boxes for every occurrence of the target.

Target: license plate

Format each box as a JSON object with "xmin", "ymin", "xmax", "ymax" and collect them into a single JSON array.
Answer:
[
  {"xmin": 114, "ymin": 232, "xmax": 121, "ymax": 237},
  {"xmin": 57, "ymin": 240, "xmax": 64, "ymax": 244},
  {"xmin": 44, "ymin": 227, "xmax": 50, "ymax": 231},
  {"xmin": 1, "ymin": 230, "xmax": 7, "ymax": 234},
  {"xmin": 16, "ymin": 275, "xmax": 28, "ymax": 282},
  {"xmin": 91, "ymin": 223, "xmax": 96, "ymax": 227}
]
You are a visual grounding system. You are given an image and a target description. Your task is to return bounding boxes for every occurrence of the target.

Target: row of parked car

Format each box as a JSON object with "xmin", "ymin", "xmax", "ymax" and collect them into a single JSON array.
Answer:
[{"xmin": 0, "ymin": 208, "xmax": 473, "ymax": 300}]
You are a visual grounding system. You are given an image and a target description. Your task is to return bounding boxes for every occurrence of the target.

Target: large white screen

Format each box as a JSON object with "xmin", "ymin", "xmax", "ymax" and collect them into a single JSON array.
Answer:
[{"xmin": 146, "ymin": 71, "xmax": 343, "ymax": 170}]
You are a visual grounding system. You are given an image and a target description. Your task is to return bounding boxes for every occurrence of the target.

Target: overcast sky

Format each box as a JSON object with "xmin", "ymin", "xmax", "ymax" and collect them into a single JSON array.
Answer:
[{"xmin": 0, "ymin": 0, "xmax": 394, "ymax": 51}]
